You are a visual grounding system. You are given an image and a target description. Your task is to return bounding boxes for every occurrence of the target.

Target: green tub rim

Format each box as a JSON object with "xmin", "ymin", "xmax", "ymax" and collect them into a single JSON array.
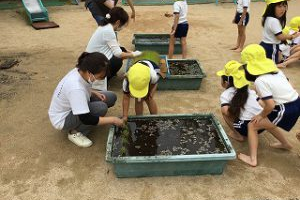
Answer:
[{"xmin": 106, "ymin": 113, "xmax": 236, "ymax": 164}]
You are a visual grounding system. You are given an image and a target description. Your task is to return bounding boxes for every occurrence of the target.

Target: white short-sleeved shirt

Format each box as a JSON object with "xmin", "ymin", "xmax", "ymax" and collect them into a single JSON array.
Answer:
[
  {"xmin": 173, "ymin": 0, "xmax": 188, "ymax": 24},
  {"xmin": 220, "ymin": 87, "xmax": 263, "ymax": 121},
  {"xmin": 262, "ymin": 17, "xmax": 283, "ymax": 44},
  {"xmin": 48, "ymin": 68, "xmax": 91, "ymax": 130},
  {"xmin": 289, "ymin": 30, "xmax": 300, "ymax": 45},
  {"xmin": 254, "ymin": 71, "xmax": 299, "ymax": 105},
  {"xmin": 86, "ymin": 24, "xmax": 122, "ymax": 60},
  {"xmin": 236, "ymin": 0, "xmax": 250, "ymax": 13},
  {"xmin": 123, "ymin": 61, "xmax": 160, "ymax": 94}
]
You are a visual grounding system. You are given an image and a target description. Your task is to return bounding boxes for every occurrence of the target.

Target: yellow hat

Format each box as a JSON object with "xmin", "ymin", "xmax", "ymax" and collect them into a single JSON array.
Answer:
[
  {"xmin": 282, "ymin": 26, "xmax": 291, "ymax": 35},
  {"xmin": 289, "ymin": 16, "xmax": 300, "ymax": 31},
  {"xmin": 266, "ymin": 0, "xmax": 289, "ymax": 5},
  {"xmin": 241, "ymin": 44, "xmax": 278, "ymax": 76},
  {"xmin": 127, "ymin": 63, "xmax": 151, "ymax": 98},
  {"xmin": 217, "ymin": 60, "xmax": 250, "ymax": 89}
]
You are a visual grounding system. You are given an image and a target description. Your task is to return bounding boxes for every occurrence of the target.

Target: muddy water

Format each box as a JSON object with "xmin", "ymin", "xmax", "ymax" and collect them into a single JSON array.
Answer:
[
  {"xmin": 168, "ymin": 60, "xmax": 201, "ymax": 75},
  {"xmin": 112, "ymin": 117, "xmax": 228, "ymax": 157}
]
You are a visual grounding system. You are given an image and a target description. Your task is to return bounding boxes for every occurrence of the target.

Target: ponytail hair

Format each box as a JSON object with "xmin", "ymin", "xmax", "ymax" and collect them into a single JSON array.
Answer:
[
  {"xmin": 262, "ymin": 1, "xmax": 287, "ymax": 28},
  {"xmin": 76, "ymin": 52, "xmax": 109, "ymax": 75},
  {"xmin": 102, "ymin": 7, "xmax": 129, "ymax": 26},
  {"xmin": 228, "ymin": 85, "xmax": 249, "ymax": 121}
]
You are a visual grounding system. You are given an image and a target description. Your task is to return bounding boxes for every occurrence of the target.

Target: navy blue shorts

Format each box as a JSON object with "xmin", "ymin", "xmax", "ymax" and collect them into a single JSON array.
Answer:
[
  {"xmin": 260, "ymin": 41, "xmax": 280, "ymax": 64},
  {"xmin": 175, "ymin": 22, "xmax": 189, "ymax": 38},
  {"xmin": 267, "ymin": 97, "xmax": 300, "ymax": 131},
  {"xmin": 233, "ymin": 120, "xmax": 264, "ymax": 137},
  {"xmin": 234, "ymin": 12, "xmax": 250, "ymax": 26}
]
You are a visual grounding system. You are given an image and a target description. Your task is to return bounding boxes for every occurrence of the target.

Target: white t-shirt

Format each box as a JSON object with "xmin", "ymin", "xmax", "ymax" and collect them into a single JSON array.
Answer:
[
  {"xmin": 173, "ymin": 0, "xmax": 188, "ymax": 24},
  {"xmin": 48, "ymin": 68, "xmax": 91, "ymax": 130},
  {"xmin": 220, "ymin": 87, "xmax": 263, "ymax": 121},
  {"xmin": 123, "ymin": 61, "xmax": 160, "ymax": 93},
  {"xmin": 290, "ymin": 30, "xmax": 300, "ymax": 45},
  {"xmin": 236, "ymin": 0, "xmax": 250, "ymax": 13},
  {"xmin": 86, "ymin": 24, "xmax": 122, "ymax": 60},
  {"xmin": 262, "ymin": 17, "xmax": 282, "ymax": 44},
  {"xmin": 254, "ymin": 71, "xmax": 299, "ymax": 105}
]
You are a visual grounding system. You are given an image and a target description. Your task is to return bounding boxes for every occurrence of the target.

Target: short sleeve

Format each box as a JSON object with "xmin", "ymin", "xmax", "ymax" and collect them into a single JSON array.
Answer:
[
  {"xmin": 150, "ymin": 68, "xmax": 159, "ymax": 84},
  {"xmin": 68, "ymin": 89, "xmax": 90, "ymax": 115},
  {"xmin": 173, "ymin": 2, "xmax": 180, "ymax": 13},
  {"xmin": 122, "ymin": 78, "xmax": 130, "ymax": 93},
  {"xmin": 268, "ymin": 18, "xmax": 282, "ymax": 35},
  {"xmin": 220, "ymin": 91, "xmax": 231, "ymax": 107},
  {"xmin": 255, "ymin": 78, "xmax": 273, "ymax": 100}
]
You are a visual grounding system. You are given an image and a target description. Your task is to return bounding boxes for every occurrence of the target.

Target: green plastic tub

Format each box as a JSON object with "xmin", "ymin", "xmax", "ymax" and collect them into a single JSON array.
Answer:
[
  {"xmin": 158, "ymin": 59, "xmax": 206, "ymax": 90},
  {"xmin": 133, "ymin": 34, "xmax": 181, "ymax": 54},
  {"xmin": 106, "ymin": 113, "xmax": 236, "ymax": 178},
  {"xmin": 126, "ymin": 57, "xmax": 205, "ymax": 90},
  {"xmin": 122, "ymin": 0, "xmax": 216, "ymax": 6}
]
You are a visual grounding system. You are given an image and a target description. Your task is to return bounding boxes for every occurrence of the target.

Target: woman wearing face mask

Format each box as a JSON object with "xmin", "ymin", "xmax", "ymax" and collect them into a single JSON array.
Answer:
[
  {"xmin": 48, "ymin": 52, "xmax": 124, "ymax": 148},
  {"xmin": 86, "ymin": 7, "xmax": 142, "ymax": 81}
]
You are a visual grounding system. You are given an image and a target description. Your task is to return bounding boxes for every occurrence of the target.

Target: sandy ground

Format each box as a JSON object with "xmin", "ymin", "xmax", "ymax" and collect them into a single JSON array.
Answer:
[{"xmin": 0, "ymin": 1, "xmax": 300, "ymax": 200}]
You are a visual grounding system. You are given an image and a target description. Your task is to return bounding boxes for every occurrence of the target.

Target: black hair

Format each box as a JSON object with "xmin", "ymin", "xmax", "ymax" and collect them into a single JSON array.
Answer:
[
  {"xmin": 103, "ymin": 7, "xmax": 129, "ymax": 27},
  {"xmin": 221, "ymin": 75, "xmax": 249, "ymax": 120},
  {"xmin": 76, "ymin": 52, "xmax": 109, "ymax": 75},
  {"xmin": 243, "ymin": 65, "xmax": 258, "ymax": 82},
  {"xmin": 262, "ymin": 1, "xmax": 288, "ymax": 28},
  {"xmin": 221, "ymin": 75, "xmax": 234, "ymax": 89},
  {"xmin": 229, "ymin": 85, "xmax": 249, "ymax": 121}
]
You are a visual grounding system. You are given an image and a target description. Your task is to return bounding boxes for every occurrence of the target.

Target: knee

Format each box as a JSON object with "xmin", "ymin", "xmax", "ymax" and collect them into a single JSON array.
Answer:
[
  {"xmin": 106, "ymin": 92, "xmax": 117, "ymax": 108},
  {"xmin": 89, "ymin": 102, "xmax": 108, "ymax": 117}
]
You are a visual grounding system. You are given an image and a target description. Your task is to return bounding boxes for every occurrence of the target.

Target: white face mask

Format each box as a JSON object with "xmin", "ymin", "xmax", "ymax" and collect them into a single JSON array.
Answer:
[
  {"xmin": 87, "ymin": 73, "xmax": 95, "ymax": 84},
  {"xmin": 115, "ymin": 25, "xmax": 123, "ymax": 32}
]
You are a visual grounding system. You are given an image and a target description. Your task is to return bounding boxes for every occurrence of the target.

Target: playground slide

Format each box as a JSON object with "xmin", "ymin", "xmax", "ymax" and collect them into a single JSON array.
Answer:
[{"xmin": 22, "ymin": 0, "xmax": 49, "ymax": 23}]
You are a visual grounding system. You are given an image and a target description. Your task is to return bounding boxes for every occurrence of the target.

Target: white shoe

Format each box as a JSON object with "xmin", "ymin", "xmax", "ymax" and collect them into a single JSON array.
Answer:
[{"xmin": 68, "ymin": 132, "xmax": 93, "ymax": 147}]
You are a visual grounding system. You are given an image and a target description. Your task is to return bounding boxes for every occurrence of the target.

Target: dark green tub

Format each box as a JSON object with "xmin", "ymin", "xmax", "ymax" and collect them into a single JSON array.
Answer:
[
  {"xmin": 132, "ymin": 34, "xmax": 182, "ymax": 54},
  {"xmin": 106, "ymin": 113, "xmax": 236, "ymax": 178}
]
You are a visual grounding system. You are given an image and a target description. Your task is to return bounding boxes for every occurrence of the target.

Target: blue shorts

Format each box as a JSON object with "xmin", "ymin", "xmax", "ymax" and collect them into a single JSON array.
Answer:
[
  {"xmin": 260, "ymin": 42, "xmax": 280, "ymax": 64},
  {"xmin": 233, "ymin": 120, "xmax": 264, "ymax": 137},
  {"xmin": 234, "ymin": 12, "xmax": 250, "ymax": 26},
  {"xmin": 175, "ymin": 22, "xmax": 189, "ymax": 38},
  {"xmin": 267, "ymin": 97, "xmax": 300, "ymax": 131}
]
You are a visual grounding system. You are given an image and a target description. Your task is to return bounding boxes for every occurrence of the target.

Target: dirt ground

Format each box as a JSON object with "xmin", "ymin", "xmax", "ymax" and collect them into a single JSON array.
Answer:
[{"xmin": 0, "ymin": 1, "xmax": 300, "ymax": 200}]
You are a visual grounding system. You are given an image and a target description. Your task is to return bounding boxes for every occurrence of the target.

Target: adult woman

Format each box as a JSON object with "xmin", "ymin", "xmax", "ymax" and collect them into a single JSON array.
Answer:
[
  {"xmin": 85, "ymin": 0, "xmax": 135, "ymax": 26},
  {"xmin": 86, "ymin": 7, "xmax": 141, "ymax": 81},
  {"xmin": 48, "ymin": 52, "xmax": 123, "ymax": 147}
]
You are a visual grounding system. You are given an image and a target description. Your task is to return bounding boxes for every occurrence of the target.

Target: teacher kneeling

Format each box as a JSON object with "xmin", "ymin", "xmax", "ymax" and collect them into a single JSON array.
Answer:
[{"xmin": 48, "ymin": 52, "xmax": 124, "ymax": 148}]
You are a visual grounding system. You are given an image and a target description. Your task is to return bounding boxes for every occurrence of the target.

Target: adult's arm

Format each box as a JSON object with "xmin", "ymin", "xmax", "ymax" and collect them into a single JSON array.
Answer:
[
  {"xmin": 78, "ymin": 113, "xmax": 123, "ymax": 126},
  {"xmin": 171, "ymin": 14, "xmax": 179, "ymax": 35},
  {"xmin": 238, "ymin": 7, "xmax": 247, "ymax": 26}
]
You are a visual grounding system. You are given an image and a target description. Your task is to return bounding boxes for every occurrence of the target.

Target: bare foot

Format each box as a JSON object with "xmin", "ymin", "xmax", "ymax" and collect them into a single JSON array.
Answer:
[
  {"xmin": 230, "ymin": 47, "xmax": 238, "ymax": 50},
  {"xmin": 233, "ymin": 48, "xmax": 242, "ymax": 53},
  {"xmin": 270, "ymin": 142, "xmax": 292, "ymax": 150},
  {"xmin": 227, "ymin": 131, "xmax": 246, "ymax": 142},
  {"xmin": 238, "ymin": 153, "xmax": 257, "ymax": 167},
  {"xmin": 277, "ymin": 63, "xmax": 286, "ymax": 68},
  {"xmin": 296, "ymin": 133, "xmax": 300, "ymax": 142}
]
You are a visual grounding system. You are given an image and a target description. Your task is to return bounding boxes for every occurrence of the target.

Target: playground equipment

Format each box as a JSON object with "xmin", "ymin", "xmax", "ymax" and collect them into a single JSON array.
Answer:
[
  {"xmin": 22, "ymin": 0, "xmax": 49, "ymax": 23},
  {"xmin": 21, "ymin": 0, "xmax": 79, "ymax": 24}
]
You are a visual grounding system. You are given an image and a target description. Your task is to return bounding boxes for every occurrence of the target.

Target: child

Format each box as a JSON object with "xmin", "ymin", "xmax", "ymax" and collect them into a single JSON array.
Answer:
[
  {"xmin": 122, "ymin": 56, "xmax": 162, "ymax": 121},
  {"xmin": 260, "ymin": 0, "xmax": 300, "ymax": 64},
  {"xmin": 165, "ymin": 0, "xmax": 188, "ymax": 59},
  {"xmin": 217, "ymin": 60, "xmax": 263, "ymax": 142},
  {"xmin": 239, "ymin": 44, "xmax": 300, "ymax": 166},
  {"xmin": 277, "ymin": 17, "xmax": 300, "ymax": 68},
  {"xmin": 230, "ymin": 0, "xmax": 250, "ymax": 52}
]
